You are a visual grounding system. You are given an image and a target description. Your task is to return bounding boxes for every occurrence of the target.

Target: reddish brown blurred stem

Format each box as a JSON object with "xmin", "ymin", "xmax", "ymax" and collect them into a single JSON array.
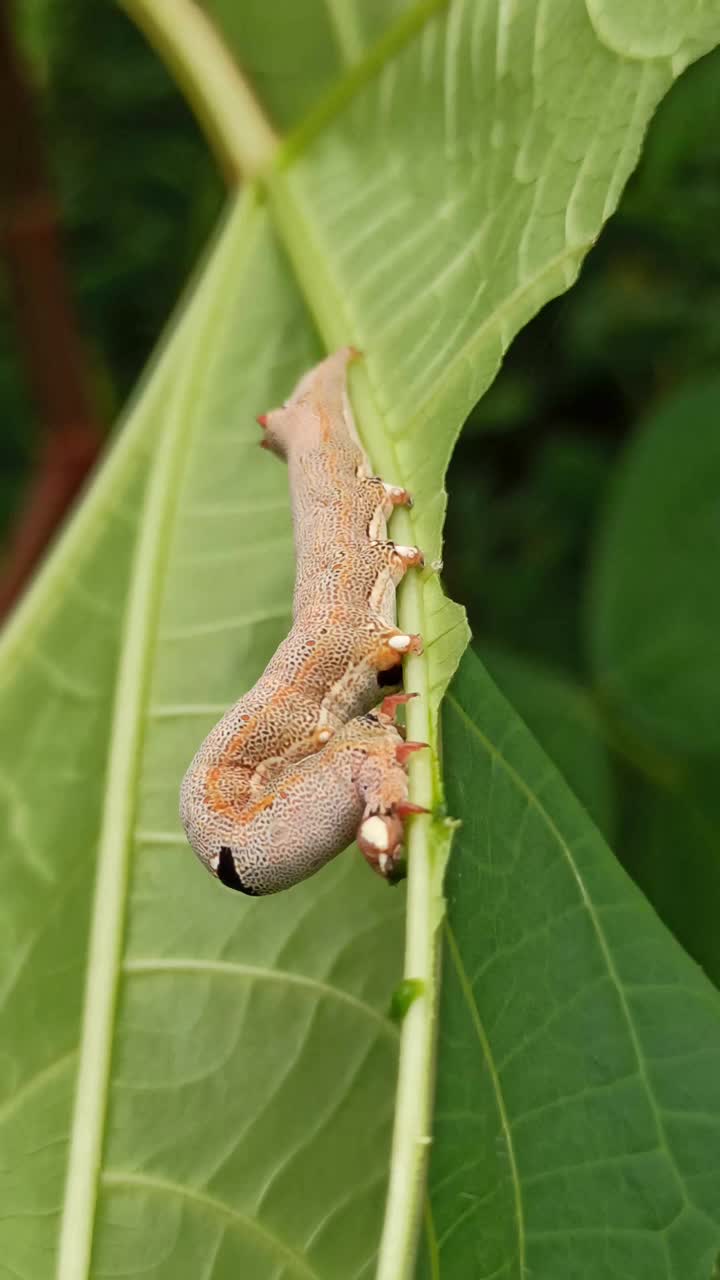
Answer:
[{"xmin": 0, "ymin": 1, "xmax": 104, "ymax": 619}]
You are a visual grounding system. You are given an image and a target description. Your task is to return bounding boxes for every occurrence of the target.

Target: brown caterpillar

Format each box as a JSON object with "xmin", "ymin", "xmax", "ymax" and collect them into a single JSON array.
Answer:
[{"xmin": 180, "ymin": 347, "xmax": 428, "ymax": 895}]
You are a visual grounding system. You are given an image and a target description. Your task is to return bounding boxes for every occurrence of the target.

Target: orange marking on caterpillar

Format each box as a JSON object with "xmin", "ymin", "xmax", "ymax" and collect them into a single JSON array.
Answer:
[{"xmin": 180, "ymin": 348, "xmax": 427, "ymax": 896}]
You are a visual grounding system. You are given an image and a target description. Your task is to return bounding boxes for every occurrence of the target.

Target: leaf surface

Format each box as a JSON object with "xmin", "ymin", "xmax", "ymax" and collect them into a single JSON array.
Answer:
[
  {"xmin": 482, "ymin": 645, "xmax": 614, "ymax": 838},
  {"xmin": 589, "ymin": 378, "xmax": 720, "ymax": 754},
  {"xmin": 2, "ymin": 3, "xmax": 720, "ymax": 1279},
  {"xmin": 427, "ymin": 647, "xmax": 720, "ymax": 1280},
  {"xmin": 618, "ymin": 761, "xmax": 720, "ymax": 990},
  {"xmin": 203, "ymin": 0, "xmax": 410, "ymax": 127},
  {"xmin": 588, "ymin": 377, "xmax": 720, "ymax": 990}
]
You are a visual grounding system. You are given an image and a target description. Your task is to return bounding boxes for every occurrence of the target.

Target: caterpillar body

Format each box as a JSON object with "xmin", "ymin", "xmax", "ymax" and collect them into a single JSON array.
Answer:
[{"xmin": 180, "ymin": 347, "xmax": 427, "ymax": 896}]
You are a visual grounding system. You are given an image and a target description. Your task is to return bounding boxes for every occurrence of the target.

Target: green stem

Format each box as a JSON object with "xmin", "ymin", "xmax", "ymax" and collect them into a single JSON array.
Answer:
[
  {"xmin": 120, "ymin": 0, "xmax": 278, "ymax": 182},
  {"xmin": 266, "ymin": 177, "xmax": 450, "ymax": 1280},
  {"xmin": 56, "ymin": 192, "xmax": 262, "ymax": 1280}
]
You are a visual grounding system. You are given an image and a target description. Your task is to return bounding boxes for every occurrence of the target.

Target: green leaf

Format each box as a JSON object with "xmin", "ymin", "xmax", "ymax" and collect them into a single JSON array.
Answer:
[
  {"xmin": 1, "ymin": 199, "xmax": 406, "ymax": 1280},
  {"xmin": 585, "ymin": 0, "xmax": 720, "ymax": 67},
  {"xmin": 481, "ymin": 644, "xmax": 615, "ymax": 839},
  {"xmin": 427, "ymin": 646, "xmax": 720, "ymax": 1279},
  {"xmin": 3, "ymin": 3, "xmax": 720, "ymax": 1279},
  {"xmin": 617, "ymin": 760, "xmax": 720, "ymax": 989},
  {"xmin": 203, "ymin": 0, "xmax": 411, "ymax": 128},
  {"xmin": 588, "ymin": 373, "xmax": 720, "ymax": 1028},
  {"xmin": 589, "ymin": 378, "xmax": 720, "ymax": 754}
]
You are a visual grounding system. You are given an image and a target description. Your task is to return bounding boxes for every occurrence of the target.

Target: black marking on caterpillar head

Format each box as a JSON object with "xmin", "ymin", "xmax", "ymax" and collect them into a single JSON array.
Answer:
[
  {"xmin": 217, "ymin": 846, "xmax": 260, "ymax": 895},
  {"xmin": 377, "ymin": 664, "xmax": 403, "ymax": 688}
]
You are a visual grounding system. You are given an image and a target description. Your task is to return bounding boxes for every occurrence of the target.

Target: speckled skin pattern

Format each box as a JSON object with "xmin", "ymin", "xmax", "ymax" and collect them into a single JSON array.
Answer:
[{"xmin": 180, "ymin": 347, "xmax": 426, "ymax": 895}]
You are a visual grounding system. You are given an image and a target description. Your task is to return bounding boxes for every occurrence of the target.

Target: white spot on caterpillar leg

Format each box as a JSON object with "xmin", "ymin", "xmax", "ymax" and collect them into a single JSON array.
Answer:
[
  {"xmin": 388, "ymin": 634, "xmax": 413, "ymax": 652},
  {"xmin": 394, "ymin": 545, "xmax": 419, "ymax": 558},
  {"xmin": 383, "ymin": 482, "xmax": 413, "ymax": 508},
  {"xmin": 360, "ymin": 815, "xmax": 390, "ymax": 851}
]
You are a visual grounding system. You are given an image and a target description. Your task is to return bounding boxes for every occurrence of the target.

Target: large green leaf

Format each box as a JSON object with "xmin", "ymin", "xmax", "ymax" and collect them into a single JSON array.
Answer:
[
  {"xmin": 428, "ymin": 647, "xmax": 720, "ymax": 1280},
  {"xmin": 3, "ymin": 3, "xmax": 720, "ymax": 1279},
  {"xmin": 481, "ymin": 645, "xmax": 615, "ymax": 839},
  {"xmin": 589, "ymin": 379, "xmax": 720, "ymax": 755},
  {"xmin": 617, "ymin": 760, "xmax": 720, "ymax": 989},
  {"xmin": 0, "ymin": 236, "xmax": 206, "ymax": 1274},
  {"xmin": 588, "ymin": 376, "xmax": 720, "ymax": 991},
  {"xmin": 203, "ymin": 0, "xmax": 410, "ymax": 128},
  {"xmin": 1, "ymin": 199, "xmax": 405, "ymax": 1280}
]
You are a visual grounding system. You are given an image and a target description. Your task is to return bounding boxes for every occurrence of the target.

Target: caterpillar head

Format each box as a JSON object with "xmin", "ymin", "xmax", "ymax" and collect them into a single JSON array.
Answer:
[
  {"xmin": 257, "ymin": 346, "xmax": 361, "ymax": 460},
  {"xmin": 257, "ymin": 404, "xmax": 326, "ymax": 459}
]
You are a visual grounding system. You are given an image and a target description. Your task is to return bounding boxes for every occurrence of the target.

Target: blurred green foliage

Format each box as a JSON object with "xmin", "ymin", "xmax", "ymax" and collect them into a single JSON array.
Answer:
[
  {"xmin": 1, "ymin": 0, "xmax": 222, "ymax": 535},
  {"xmin": 2, "ymin": 1, "xmax": 719, "ymax": 990}
]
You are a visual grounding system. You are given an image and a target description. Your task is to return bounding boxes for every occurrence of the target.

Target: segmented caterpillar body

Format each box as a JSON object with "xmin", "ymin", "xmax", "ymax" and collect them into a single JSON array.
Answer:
[{"xmin": 180, "ymin": 348, "xmax": 427, "ymax": 895}]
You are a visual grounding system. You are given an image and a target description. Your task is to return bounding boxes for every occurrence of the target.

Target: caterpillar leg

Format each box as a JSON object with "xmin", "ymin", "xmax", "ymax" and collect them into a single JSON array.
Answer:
[
  {"xmin": 386, "ymin": 542, "xmax": 425, "ymax": 573},
  {"xmin": 358, "ymin": 475, "xmax": 414, "ymax": 538},
  {"xmin": 382, "ymin": 482, "xmax": 413, "ymax": 509},
  {"xmin": 359, "ymin": 475, "xmax": 414, "ymax": 512},
  {"xmin": 364, "ymin": 538, "xmax": 424, "ymax": 577},
  {"xmin": 354, "ymin": 732, "xmax": 430, "ymax": 881},
  {"xmin": 372, "ymin": 629, "xmax": 424, "ymax": 668},
  {"xmin": 341, "ymin": 538, "xmax": 425, "ymax": 621},
  {"xmin": 352, "ymin": 694, "xmax": 429, "ymax": 881},
  {"xmin": 377, "ymin": 691, "xmax": 417, "ymax": 719}
]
